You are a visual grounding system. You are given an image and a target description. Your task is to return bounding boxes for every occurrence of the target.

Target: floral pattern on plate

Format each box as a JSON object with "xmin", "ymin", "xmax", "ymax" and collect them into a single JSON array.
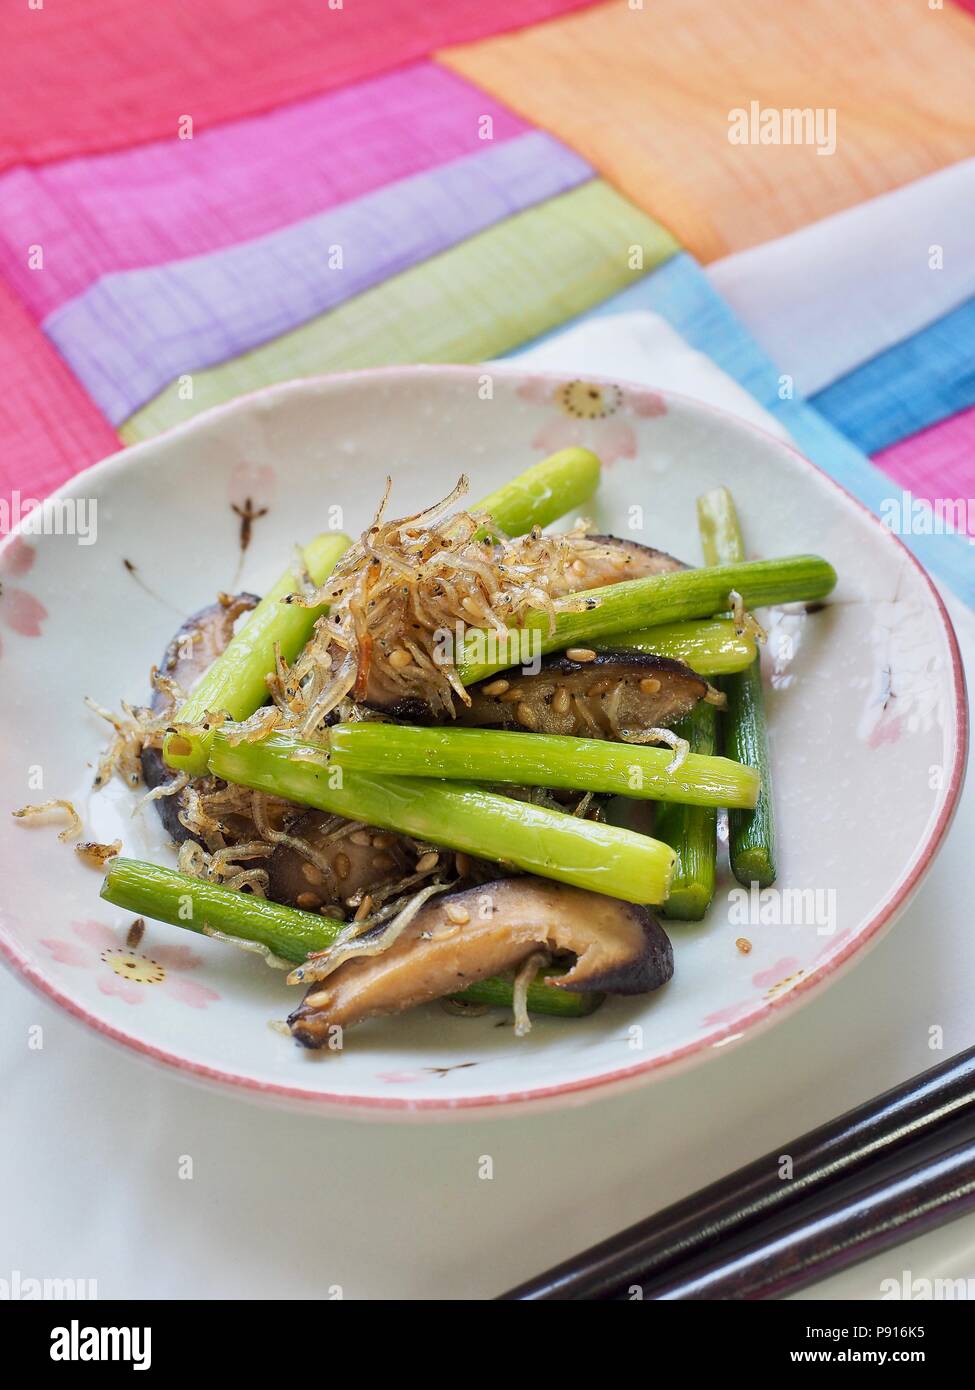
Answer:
[{"xmin": 41, "ymin": 921, "xmax": 220, "ymax": 1009}]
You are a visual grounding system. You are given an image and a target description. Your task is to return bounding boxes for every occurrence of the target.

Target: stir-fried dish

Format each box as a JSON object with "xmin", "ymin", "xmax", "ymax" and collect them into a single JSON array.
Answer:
[{"xmin": 15, "ymin": 448, "xmax": 837, "ymax": 1046}]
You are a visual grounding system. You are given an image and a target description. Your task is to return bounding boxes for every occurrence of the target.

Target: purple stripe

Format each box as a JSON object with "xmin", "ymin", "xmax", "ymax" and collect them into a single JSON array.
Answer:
[
  {"xmin": 46, "ymin": 133, "xmax": 593, "ymax": 424},
  {"xmin": 0, "ymin": 62, "xmax": 530, "ymax": 321}
]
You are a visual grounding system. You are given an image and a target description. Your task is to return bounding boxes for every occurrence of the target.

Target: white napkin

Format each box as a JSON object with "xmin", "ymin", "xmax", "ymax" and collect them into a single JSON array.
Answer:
[{"xmin": 2, "ymin": 316, "xmax": 972, "ymax": 1301}]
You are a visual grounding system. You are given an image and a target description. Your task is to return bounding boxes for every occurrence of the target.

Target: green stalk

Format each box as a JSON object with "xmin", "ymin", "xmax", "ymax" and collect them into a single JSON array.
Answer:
[
  {"xmin": 100, "ymin": 858, "xmax": 594, "ymax": 1018},
  {"xmin": 456, "ymin": 554, "xmax": 836, "ymax": 684},
  {"xmin": 605, "ymin": 619, "xmax": 756, "ymax": 675},
  {"xmin": 454, "ymin": 966, "xmax": 603, "ymax": 1018},
  {"xmin": 101, "ymin": 857, "xmax": 345, "ymax": 960},
  {"xmin": 723, "ymin": 660, "xmax": 776, "ymax": 888},
  {"xmin": 696, "ymin": 487, "xmax": 776, "ymax": 888},
  {"xmin": 210, "ymin": 730, "xmax": 676, "ymax": 904},
  {"xmin": 163, "ymin": 531, "xmax": 351, "ymax": 776},
  {"xmin": 326, "ymin": 722, "xmax": 760, "ymax": 810},
  {"xmin": 654, "ymin": 705, "xmax": 718, "ymax": 921},
  {"xmin": 697, "ymin": 486, "xmax": 747, "ymax": 566},
  {"xmin": 473, "ymin": 447, "xmax": 600, "ymax": 538}
]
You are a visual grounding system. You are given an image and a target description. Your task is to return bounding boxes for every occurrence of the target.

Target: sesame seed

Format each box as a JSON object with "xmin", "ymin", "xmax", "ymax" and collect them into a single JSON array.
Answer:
[
  {"xmin": 736, "ymin": 937, "xmax": 752, "ymax": 954},
  {"xmin": 455, "ymin": 852, "xmax": 471, "ymax": 877},
  {"xmin": 516, "ymin": 701, "xmax": 538, "ymax": 729},
  {"xmin": 301, "ymin": 862, "xmax": 326, "ymax": 885},
  {"xmin": 445, "ymin": 903, "xmax": 470, "ymax": 926},
  {"xmin": 639, "ymin": 677, "xmax": 662, "ymax": 695},
  {"xmin": 431, "ymin": 924, "xmax": 460, "ymax": 942},
  {"xmin": 350, "ymin": 829, "xmax": 373, "ymax": 846},
  {"xmin": 388, "ymin": 648, "xmax": 413, "ymax": 670},
  {"xmin": 566, "ymin": 647, "xmax": 597, "ymax": 663},
  {"xmin": 552, "ymin": 686, "xmax": 571, "ymax": 715},
  {"xmin": 482, "ymin": 679, "xmax": 510, "ymax": 697},
  {"xmin": 415, "ymin": 851, "xmax": 439, "ymax": 874},
  {"xmin": 297, "ymin": 892, "xmax": 322, "ymax": 910},
  {"xmin": 333, "ymin": 852, "xmax": 351, "ymax": 881}
]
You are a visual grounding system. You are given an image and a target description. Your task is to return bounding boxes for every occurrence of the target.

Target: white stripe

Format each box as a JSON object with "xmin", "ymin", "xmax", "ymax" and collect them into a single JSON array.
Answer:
[{"xmin": 708, "ymin": 158, "xmax": 975, "ymax": 396}]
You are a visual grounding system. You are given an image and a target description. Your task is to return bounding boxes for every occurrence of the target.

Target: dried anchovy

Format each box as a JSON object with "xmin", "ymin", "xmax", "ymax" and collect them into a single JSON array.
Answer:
[
  {"xmin": 729, "ymin": 588, "xmax": 768, "ymax": 644},
  {"xmin": 136, "ymin": 770, "xmax": 189, "ymax": 813},
  {"xmin": 276, "ymin": 477, "xmax": 605, "ymax": 734},
  {"xmin": 288, "ymin": 882, "xmax": 450, "ymax": 986},
  {"xmin": 617, "ymin": 725, "xmax": 691, "ymax": 774},
  {"xmin": 11, "ymin": 799, "xmax": 82, "ymax": 841},
  {"xmin": 512, "ymin": 951, "xmax": 552, "ymax": 1038},
  {"xmin": 202, "ymin": 926, "xmax": 292, "ymax": 971},
  {"xmin": 75, "ymin": 839, "xmax": 122, "ymax": 867}
]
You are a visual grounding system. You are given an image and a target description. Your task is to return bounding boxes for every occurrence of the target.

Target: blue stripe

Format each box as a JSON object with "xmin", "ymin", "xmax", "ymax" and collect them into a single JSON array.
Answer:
[{"xmin": 810, "ymin": 295, "xmax": 975, "ymax": 454}]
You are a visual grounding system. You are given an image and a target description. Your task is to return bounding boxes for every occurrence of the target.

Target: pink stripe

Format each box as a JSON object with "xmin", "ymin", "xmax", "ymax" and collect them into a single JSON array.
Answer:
[
  {"xmin": 0, "ymin": 64, "xmax": 529, "ymax": 320},
  {"xmin": 873, "ymin": 407, "xmax": 975, "ymax": 535},
  {"xmin": 0, "ymin": 0, "xmax": 597, "ymax": 170},
  {"xmin": 0, "ymin": 280, "xmax": 119, "ymax": 510}
]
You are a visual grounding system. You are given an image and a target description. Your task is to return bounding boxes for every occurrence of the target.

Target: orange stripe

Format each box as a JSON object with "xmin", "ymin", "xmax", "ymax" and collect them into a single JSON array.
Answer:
[{"xmin": 440, "ymin": 0, "xmax": 975, "ymax": 261}]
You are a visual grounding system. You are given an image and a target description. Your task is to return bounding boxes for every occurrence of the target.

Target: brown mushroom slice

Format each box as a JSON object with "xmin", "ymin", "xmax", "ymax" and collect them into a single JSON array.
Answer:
[
  {"xmin": 553, "ymin": 535, "xmax": 687, "ymax": 596},
  {"xmin": 265, "ymin": 808, "xmax": 415, "ymax": 912},
  {"xmin": 288, "ymin": 877, "xmax": 674, "ymax": 1043},
  {"xmin": 140, "ymin": 593, "xmax": 259, "ymax": 842},
  {"xmin": 457, "ymin": 650, "xmax": 707, "ymax": 738}
]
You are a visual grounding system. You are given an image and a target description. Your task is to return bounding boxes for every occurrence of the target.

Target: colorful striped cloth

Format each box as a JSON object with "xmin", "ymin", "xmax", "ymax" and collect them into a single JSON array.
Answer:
[
  {"xmin": 47, "ymin": 132, "xmax": 592, "ymax": 424},
  {"xmin": 119, "ymin": 182, "xmax": 680, "ymax": 442},
  {"xmin": 810, "ymin": 298, "xmax": 975, "ymax": 455},
  {"xmin": 441, "ymin": 0, "xmax": 975, "ymax": 260},
  {"xmin": 707, "ymin": 159, "xmax": 975, "ymax": 397},
  {"xmin": 874, "ymin": 408, "xmax": 975, "ymax": 539},
  {"xmin": 511, "ymin": 256, "xmax": 975, "ymax": 607},
  {"xmin": 1, "ymin": 0, "xmax": 973, "ymax": 608},
  {"xmin": 0, "ymin": 1, "xmax": 596, "ymax": 167},
  {"xmin": 0, "ymin": 64, "xmax": 531, "ymax": 319}
]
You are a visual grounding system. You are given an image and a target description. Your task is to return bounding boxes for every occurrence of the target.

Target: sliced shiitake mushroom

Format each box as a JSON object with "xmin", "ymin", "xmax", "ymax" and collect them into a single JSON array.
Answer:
[
  {"xmin": 554, "ymin": 535, "xmax": 687, "ymax": 595},
  {"xmin": 288, "ymin": 877, "xmax": 674, "ymax": 1042},
  {"xmin": 457, "ymin": 650, "xmax": 707, "ymax": 738},
  {"xmin": 140, "ymin": 594, "xmax": 258, "ymax": 842},
  {"xmin": 265, "ymin": 811, "xmax": 500, "ymax": 914},
  {"xmin": 265, "ymin": 809, "xmax": 414, "ymax": 912}
]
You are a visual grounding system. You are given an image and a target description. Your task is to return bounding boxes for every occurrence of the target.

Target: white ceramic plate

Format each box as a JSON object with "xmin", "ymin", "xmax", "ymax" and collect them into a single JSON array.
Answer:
[{"xmin": 0, "ymin": 367, "xmax": 966, "ymax": 1115}]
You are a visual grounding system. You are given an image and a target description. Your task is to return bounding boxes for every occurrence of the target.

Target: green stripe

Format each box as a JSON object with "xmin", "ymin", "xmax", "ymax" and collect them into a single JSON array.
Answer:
[{"xmin": 120, "ymin": 182, "xmax": 680, "ymax": 442}]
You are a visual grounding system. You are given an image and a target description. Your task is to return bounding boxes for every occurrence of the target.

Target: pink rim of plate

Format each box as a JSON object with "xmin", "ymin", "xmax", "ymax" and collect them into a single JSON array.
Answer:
[{"xmin": 0, "ymin": 365, "xmax": 968, "ymax": 1116}]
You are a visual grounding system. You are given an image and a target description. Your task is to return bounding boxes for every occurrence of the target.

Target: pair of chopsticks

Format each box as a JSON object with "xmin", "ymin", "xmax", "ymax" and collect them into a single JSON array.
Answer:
[{"xmin": 500, "ymin": 1045, "xmax": 975, "ymax": 1299}]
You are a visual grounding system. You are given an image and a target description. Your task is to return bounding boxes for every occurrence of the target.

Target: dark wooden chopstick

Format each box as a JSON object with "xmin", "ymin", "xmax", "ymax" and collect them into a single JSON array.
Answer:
[
  {"xmin": 500, "ymin": 1045, "xmax": 975, "ymax": 1300},
  {"xmin": 634, "ymin": 1132, "xmax": 975, "ymax": 1299}
]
